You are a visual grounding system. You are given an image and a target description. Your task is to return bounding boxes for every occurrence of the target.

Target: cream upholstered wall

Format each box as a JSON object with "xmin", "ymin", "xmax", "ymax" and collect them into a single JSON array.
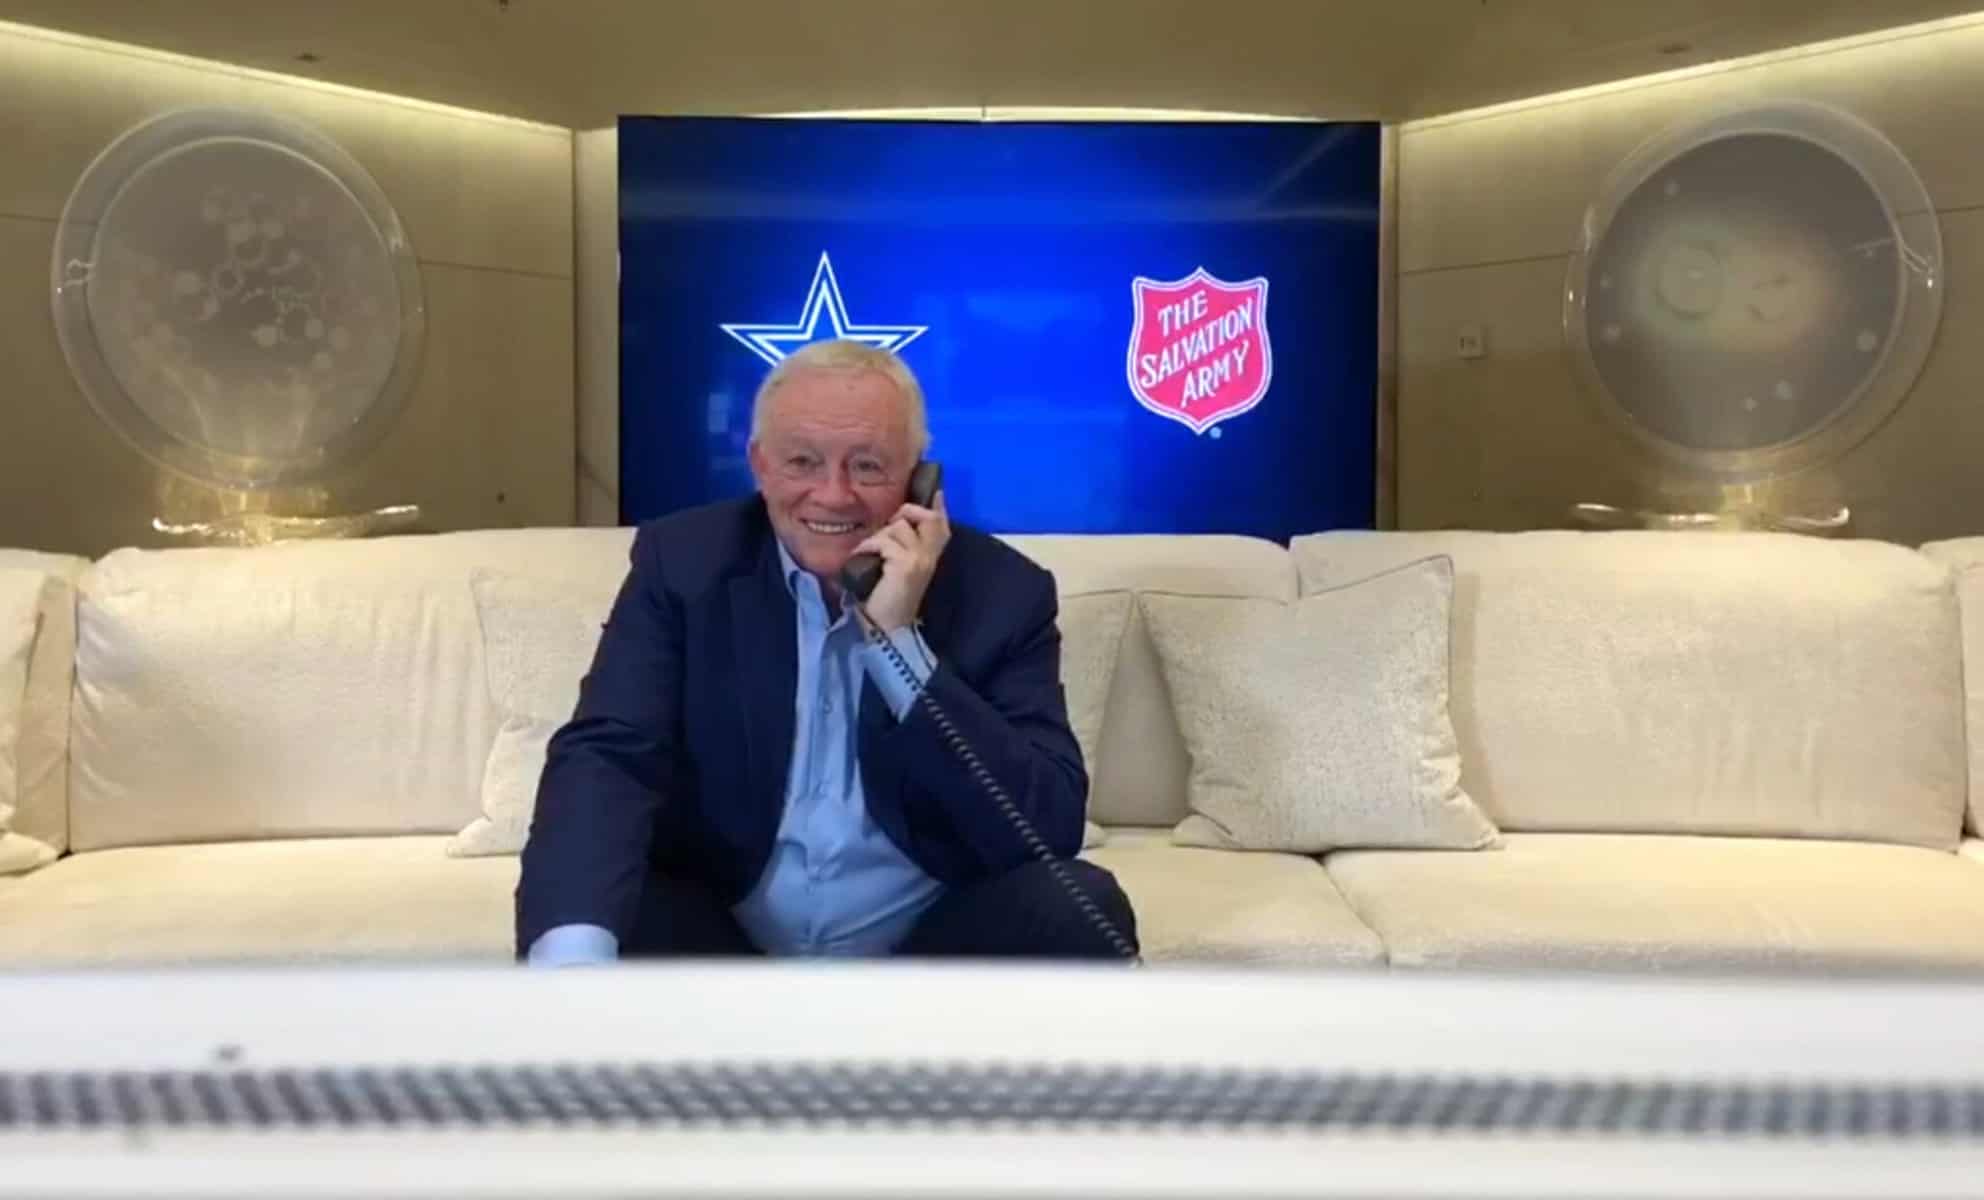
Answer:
[
  {"xmin": 0, "ymin": 25, "xmax": 576, "ymax": 558},
  {"xmin": 1394, "ymin": 17, "xmax": 1984, "ymax": 544}
]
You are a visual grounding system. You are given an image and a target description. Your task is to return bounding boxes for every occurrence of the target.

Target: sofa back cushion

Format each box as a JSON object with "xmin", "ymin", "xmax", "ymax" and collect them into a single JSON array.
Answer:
[
  {"xmin": 67, "ymin": 526, "xmax": 1286, "ymax": 850},
  {"xmin": 71, "ymin": 529, "xmax": 635, "ymax": 852},
  {"xmin": 0, "ymin": 550, "xmax": 88, "ymax": 867},
  {"xmin": 1290, "ymin": 530, "xmax": 1966, "ymax": 849},
  {"xmin": 0, "ymin": 569, "xmax": 45, "ymax": 872},
  {"xmin": 1000, "ymin": 535, "xmax": 1294, "ymax": 829},
  {"xmin": 450, "ymin": 568, "xmax": 623, "ymax": 857},
  {"xmin": 1921, "ymin": 537, "xmax": 1984, "ymax": 837}
]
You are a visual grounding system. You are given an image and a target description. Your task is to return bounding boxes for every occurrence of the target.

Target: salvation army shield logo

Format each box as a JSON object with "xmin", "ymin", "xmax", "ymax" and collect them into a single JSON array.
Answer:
[{"xmin": 1126, "ymin": 267, "xmax": 1272, "ymax": 435}]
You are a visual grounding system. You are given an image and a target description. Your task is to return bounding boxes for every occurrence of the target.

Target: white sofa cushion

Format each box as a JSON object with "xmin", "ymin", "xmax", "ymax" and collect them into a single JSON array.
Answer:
[
  {"xmin": 1073, "ymin": 828, "xmax": 1384, "ymax": 965},
  {"xmin": 0, "ymin": 837, "xmax": 518, "ymax": 967},
  {"xmin": 1138, "ymin": 557, "xmax": 1498, "ymax": 854},
  {"xmin": 1001, "ymin": 535, "xmax": 1294, "ymax": 829},
  {"xmin": 1292, "ymin": 531, "xmax": 1967, "ymax": 850},
  {"xmin": 0, "ymin": 550, "xmax": 87, "ymax": 866},
  {"xmin": 70, "ymin": 529, "xmax": 636, "ymax": 852},
  {"xmin": 453, "ymin": 569, "xmax": 619, "ymax": 856},
  {"xmin": 0, "ymin": 830, "xmax": 1379, "ymax": 969},
  {"xmin": 1922, "ymin": 538, "xmax": 1984, "ymax": 837},
  {"xmin": 1328, "ymin": 833, "xmax": 1984, "ymax": 972},
  {"xmin": 0, "ymin": 569, "xmax": 51, "ymax": 874}
]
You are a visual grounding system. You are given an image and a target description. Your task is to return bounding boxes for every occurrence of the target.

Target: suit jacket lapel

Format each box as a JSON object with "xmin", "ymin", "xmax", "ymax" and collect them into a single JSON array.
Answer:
[
  {"xmin": 913, "ymin": 545, "xmax": 961, "ymax": 663},
  {"xmin": 731, "ymin": 530, "xmax": 796, "ymax": 827}
]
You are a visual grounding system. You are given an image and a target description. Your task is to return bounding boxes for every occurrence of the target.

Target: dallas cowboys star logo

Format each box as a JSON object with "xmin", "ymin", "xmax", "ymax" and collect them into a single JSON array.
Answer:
[{"xmin": 720, "ymin": 252, "xmax": 928, "ymax": 367}]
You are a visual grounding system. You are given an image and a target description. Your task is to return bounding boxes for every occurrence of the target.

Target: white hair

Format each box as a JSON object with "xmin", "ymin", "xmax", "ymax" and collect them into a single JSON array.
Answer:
[{"xmin": 748, "ymin": 339, "xmax": 931, "ymax": 456}]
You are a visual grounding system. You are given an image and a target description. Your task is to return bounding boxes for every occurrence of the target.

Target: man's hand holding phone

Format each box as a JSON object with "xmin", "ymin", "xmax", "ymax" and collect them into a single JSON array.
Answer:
[{"xmin": 847, "ymin": 486, "xmax": 949, "ymax": 633}]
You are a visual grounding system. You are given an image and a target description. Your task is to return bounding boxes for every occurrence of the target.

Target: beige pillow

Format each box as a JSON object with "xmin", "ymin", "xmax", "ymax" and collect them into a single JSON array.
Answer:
[
  {"xmin": 1058, "ymin": 591, "xmax": 1134, "ymax": 850},
  {"xmin": 0, "ymin": 569, "xmax": 54, "ymax": 874},
  {"xmin": 1921, "ymin": 540, "xmax": 1984, "ymax": 838},
  {"xmin": 1140, "ymin": 555, "xmax": 1498, "ymax": 854},
  {"xmin": 453, "ymin": 570, "xmax": 619, "ymax": 856}
]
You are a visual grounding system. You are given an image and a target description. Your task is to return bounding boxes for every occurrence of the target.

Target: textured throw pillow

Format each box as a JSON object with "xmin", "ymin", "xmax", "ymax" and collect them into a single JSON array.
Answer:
[
  {"xmin": 1139, "ymin": 555, "xmax": 1498, "ymax": 854},
  {"xmin": 452, "ymin": 570, "xmax": 619, "ymax": 856},
  {"xmin": 0, "ymin": 569, "xmax": 52, "ymax": 874},
  {"xmin": 1058, "ymin": 591, "xmax": 1134, "ymax": 851}
]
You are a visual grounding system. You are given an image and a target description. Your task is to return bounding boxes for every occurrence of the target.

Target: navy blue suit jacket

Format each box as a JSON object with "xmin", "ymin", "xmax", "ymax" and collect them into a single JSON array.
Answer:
[{"xmin": 514, "ymin": 495, "xmax": 1087, "ymax": 954}]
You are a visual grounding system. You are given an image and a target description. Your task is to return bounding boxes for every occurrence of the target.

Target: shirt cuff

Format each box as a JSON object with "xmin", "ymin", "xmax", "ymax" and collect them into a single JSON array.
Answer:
[
  {"xmin": 528, "ymin": 923, "xmax": 619, "ymax": 966},
  {"xmin": 861, "ymin": 624, "xmax": 937, "ymax": 721}
]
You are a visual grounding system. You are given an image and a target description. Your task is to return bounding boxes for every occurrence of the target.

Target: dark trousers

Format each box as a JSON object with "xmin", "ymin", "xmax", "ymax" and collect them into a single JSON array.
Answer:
[{"xmin": 625, "ymin": 860, "xmax": 1139, "ymax": 961}]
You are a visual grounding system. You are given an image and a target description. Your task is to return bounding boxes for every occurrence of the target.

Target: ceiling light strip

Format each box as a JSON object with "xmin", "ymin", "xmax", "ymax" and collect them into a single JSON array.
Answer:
[
  {"xmin": 0, "ymin": 18, "xmax": 565, "ymax": 134},
  {"xmin": 1405, "ymin": 8, "xmax": 1984, "ymax": 132}
]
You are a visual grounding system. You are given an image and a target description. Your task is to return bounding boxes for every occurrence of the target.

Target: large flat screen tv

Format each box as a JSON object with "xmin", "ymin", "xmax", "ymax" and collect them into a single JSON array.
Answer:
[{"xmin": 619, "ymin": 116, "xmax": 1380, "ymax": 540}]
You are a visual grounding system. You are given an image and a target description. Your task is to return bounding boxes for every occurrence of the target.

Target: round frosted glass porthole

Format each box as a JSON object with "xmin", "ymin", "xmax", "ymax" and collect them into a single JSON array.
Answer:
[
  {"xmin": 51, "ymin": 107, "xmax": 424, "ymax": 490},
  {"xmin": 1565, "ymin": 101, "xmax": 1941, "ymax": 484}
]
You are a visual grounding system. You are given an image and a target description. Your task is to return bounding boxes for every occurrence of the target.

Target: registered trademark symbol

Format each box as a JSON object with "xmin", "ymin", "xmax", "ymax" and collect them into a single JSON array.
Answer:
[{"xmin": 1209, "ymin": 427, "xmax": 1223, "ymax": 440}]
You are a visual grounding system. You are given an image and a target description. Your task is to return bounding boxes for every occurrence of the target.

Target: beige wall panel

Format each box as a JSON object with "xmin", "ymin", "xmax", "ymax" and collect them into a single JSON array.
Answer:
[
  {"xmin": 0, "ymin": 27, "xmax": 570, "ymax": 277},
  {"xmin": 573, "ymin": 127, "xmax": 618, "ymax": 528},
  {"xmin": 1400, "ymin": 21, "xmax": 1984, "ymax": 273},
  {"xmin": 218, "ymin": 74, "xmax": 572, "ymax": 280},
  {"xmin": 1397, "ymin": 18, "xmax": 1984, "ymax": 544},
  {"xmin": 1824, "ymin": 208, "xmax": 1984, "ymax": 546},
  {"xmin": 1395, "ymin": 255, "xmax": 1616, "ymax": 533},
  {"xmin": 0, "ymin": 25, "xmax": 574, "ymax": 557},
  {"xmin": 332, "ymin": 264, "xmax": 576, "ymax": 537},
  {"xmin": 0, "ymin": 217, "xmax": 150, "ymax": 556},
  {"xmin": 0, "ymin": 218, "xmax": 572, "ymax": 557},
  {"xmin": 1396, "ymin": 211, "xmax": 1984, "ymax": 543},
  {"xmin": 0, "ymin": 31, "xmax": 235, "ymax": 223}
]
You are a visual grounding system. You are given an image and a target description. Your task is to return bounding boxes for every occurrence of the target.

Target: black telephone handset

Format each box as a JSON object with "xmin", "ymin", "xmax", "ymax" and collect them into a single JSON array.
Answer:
[
  {"xmin": 837, "ymin": 457, "xmax": 1140, "ymax": 963},
  {"xmin": 840, "ymin": 461, "xmax": 943, "ymax": 602}
]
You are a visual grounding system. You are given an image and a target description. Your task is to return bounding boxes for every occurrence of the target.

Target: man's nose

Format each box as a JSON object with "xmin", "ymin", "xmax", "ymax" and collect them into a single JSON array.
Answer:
[{"xmin": 814, "ymin": 467, "xmax": 858, "ymax": 506}]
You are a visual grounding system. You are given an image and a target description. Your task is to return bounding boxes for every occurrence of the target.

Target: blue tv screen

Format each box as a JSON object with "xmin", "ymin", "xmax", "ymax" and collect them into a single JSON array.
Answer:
[{"xmin": 619, "ymin": 116, "xmax": 1380, "ymax": 541}]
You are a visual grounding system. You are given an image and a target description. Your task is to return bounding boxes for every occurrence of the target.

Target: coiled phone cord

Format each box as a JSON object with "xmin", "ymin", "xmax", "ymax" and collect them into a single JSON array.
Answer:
[{"xmin": 850, "ymin": 605, "xmax": 1142, "ymax": 965}]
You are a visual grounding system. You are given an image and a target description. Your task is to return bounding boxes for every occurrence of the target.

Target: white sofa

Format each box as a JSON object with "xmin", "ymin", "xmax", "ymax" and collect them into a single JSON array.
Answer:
[{"xmin": 0, "ymin": 526, "xmax": 1981, "ymax": 972}]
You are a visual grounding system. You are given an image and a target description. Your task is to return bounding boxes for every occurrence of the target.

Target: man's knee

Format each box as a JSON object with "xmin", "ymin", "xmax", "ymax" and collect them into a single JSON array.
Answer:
[{"xmin": 1014, "ymin": 858, "xmax": 1139, "ymax": 956}]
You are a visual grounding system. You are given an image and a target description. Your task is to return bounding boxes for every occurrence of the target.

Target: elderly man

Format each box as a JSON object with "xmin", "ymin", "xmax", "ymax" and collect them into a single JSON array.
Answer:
[{"xmin": 517, "ymin": 339, "xmax": 1138, "ymax": 963}]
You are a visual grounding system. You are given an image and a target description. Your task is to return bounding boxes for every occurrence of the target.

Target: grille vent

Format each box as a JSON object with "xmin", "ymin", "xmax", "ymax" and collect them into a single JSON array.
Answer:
[{"xmin": 3, "ymin": 1065, "xmax": 1982, "ymax": 1139}]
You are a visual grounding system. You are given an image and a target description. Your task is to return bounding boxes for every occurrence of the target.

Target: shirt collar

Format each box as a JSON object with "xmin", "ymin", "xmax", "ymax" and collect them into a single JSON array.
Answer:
[{"xmin": 773, "ymin": 537, "xmax": 807, "ymax": 597}]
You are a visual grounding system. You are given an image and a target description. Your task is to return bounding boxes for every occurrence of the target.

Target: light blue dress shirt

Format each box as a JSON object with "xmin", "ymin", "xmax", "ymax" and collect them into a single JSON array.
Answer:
[{"xmin": 529, "ymin": 540, "xmax": 942, "ymax": 965}]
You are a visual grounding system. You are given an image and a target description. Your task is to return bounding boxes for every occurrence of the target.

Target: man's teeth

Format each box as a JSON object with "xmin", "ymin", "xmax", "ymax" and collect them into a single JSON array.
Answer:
[{"xmin": 803, "ymin": 520, "xmax": 858, "ymax": 535}]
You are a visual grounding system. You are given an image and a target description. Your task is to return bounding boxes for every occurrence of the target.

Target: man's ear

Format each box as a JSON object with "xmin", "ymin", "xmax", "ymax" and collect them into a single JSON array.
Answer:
[{"xmin": 745, "ymin": 439, "xmax": 768, "ymax": 489}]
